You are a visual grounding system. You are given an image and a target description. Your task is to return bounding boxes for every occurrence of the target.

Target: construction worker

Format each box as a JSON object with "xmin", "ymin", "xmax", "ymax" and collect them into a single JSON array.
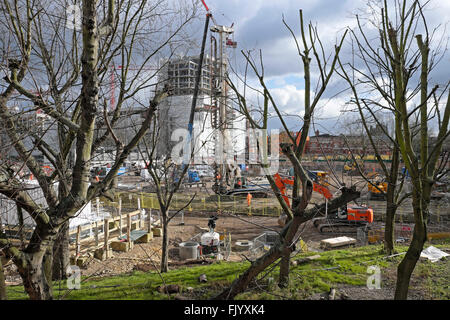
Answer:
[{"xmin": 246, "ymin": 193, "xmax": 252, "ymax": 207}]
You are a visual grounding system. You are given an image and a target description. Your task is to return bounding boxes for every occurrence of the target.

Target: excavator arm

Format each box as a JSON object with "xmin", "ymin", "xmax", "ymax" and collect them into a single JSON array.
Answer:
[
  {"xmin": 273, "ymin": 173, "xmax": 373, "ymax": 232},
  {"xmin": 273, "ymin": 173, "xmax": 332, "ymax": 208}
]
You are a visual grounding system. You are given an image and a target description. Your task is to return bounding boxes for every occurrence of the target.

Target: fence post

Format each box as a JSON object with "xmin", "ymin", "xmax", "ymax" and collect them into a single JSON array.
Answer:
[
  {"xmin": 104, "ymin": 218, "xmax": 110, "ymax": 259},
  {"xmin": 127, "ymin": 213, "xmax": 131, "ymax": 249},
  {"xmin": 138, "ymin": 209, "xmax": 142, "ymax": 229},
  {"xmin": 118, "ymin": 198, "xmax": 123, "ymax": 237},
  {"xmin": 76, "ymin": 225, "xmax": 81, "ymax": 257},
  {"xmin": 137, "ymin": 197, "xmax": 141, "ymax": 211},
  {"xmin": 95, "ymin": 221, "xmax": 99, "ymax": 247}
]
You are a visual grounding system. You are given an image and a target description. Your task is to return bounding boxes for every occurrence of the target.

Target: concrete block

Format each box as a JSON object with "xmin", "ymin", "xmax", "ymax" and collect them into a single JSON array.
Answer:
[
  {"xmin": 320, "ymin": 236, "xmax": 356, "ymax": 249},
  {"xmin": 152, "ymin": 227, "xmax": 163, "ymax": 237},
  {"xmin": 111, "ymin": 241, "xmax": 133, "ymax": 252},
  {"xmin": 76, "ymin": 256, "xmax": 89, "ymax": 268},
  {"xmin": 94, "ymin": 248, "xmax": 113, "ymax": 260},
  {"xmin": 135, "ymin": 232, "xmax": 153, "ymax": 243}
]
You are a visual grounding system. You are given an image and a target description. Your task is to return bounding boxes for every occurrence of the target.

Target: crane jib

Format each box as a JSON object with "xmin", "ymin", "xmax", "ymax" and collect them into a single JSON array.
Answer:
[{"xmin": 201, "ymin": 0, "xmax": 209, "ymax": 12}]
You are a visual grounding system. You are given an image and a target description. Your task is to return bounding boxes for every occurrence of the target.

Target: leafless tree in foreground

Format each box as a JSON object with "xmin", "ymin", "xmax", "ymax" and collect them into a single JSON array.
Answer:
[
  {"xmin": 338, "ymin": 0, "xmax": 449, "ymax": 299},
  {"xmin": 213, "ymin": 9, "xmax": 362, "ymax": 300},
  {"xmin": 0, "ymin": 0, "xmax": 197, "ymax": 299}
]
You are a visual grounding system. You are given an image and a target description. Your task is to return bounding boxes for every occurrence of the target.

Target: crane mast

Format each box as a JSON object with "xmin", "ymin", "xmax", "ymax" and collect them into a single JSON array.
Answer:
[{"xmin": 210, "ymin": 24, "xmax": 235, "ymax": 194}]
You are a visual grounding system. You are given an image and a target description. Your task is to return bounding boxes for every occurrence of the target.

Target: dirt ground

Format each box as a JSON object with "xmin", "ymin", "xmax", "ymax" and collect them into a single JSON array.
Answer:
[
  {"xmin": 2, "ymin": 174, "xmax": 447, "ymax": 298},
  {"xmin": 3, "ymin": 210, "xmax": 447, "ymax": 300},
  {"xmin": 76, "ymin": 212, "xmax": 340, "ymax": 278},
  {"xmin": 2, "ymin": 211, "xmax": 351, "ymax": 286}
]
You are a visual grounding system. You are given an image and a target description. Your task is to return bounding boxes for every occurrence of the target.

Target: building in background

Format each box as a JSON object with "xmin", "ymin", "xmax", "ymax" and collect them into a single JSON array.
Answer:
[{"xmin": 156, "ymin": 55, "xmax": 246, "ymax": 165}]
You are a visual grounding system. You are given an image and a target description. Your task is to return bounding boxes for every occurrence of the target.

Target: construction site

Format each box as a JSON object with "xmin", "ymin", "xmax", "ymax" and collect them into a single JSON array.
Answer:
[{"xmin": 0, "ymin": 0, "xmax": 449, "ymax": 303}]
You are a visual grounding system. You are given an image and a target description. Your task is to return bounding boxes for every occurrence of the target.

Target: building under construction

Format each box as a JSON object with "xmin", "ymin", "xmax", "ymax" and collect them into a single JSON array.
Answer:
[{"xmin": 156, "ymin": 54, "xmax": 246, "ymax": 165}]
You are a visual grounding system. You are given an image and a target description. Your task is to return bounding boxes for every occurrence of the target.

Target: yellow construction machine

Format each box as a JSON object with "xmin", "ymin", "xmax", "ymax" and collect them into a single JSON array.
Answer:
[{"xmin": 367, "ymin": 174, "xmax": 388, "ymax": 200}]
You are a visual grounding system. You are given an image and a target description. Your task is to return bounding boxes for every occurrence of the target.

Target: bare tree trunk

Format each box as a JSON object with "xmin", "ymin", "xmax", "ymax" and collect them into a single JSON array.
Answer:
[
  {"xmin": 384, "ymin": 201, "xmax": 397, "ymax": 255},
  {"xmin": 0, "ymin": 259, "xmax": 6, "ymax": 300},
  {"xmin": 395, "ymin": 172, "xmax": 431, "ymax": 299},
  {"xmin": 52, "ymin": 221, "xmax": 70, "ymax": 280},
  {"xmin": 214, "ymin": 186, "xmax": 359, "ymax": 300},
  {"xmin": 17, "ymin": 205, "xmax": 25, "ymax": 249},
  {"xmin": 384, "ymin": 144, "xmax": 400, "ymax": 254},
  {"xmin": 394, "ymin": 218, "xmax": 427, "ymax": 299},
  {"xmin": 214, "ymin": 244, "xmax": 283, "ymax": 300},
  {"xmin": 278, "ymin": 249, "xmax": 290, "ymax": 288},
  {"xmin": 160, "ymin": 211, "xmax": 169, "ymax": 273},
  {"xmin": 18, "ymin": 243, "xmax": 54, "ymax": 300}
]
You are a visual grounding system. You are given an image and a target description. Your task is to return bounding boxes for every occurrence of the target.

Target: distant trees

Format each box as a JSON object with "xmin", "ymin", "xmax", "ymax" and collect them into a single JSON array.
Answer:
[{"xmin": 0, "ymin": 0, "xmax": 196, "ymax": 299}]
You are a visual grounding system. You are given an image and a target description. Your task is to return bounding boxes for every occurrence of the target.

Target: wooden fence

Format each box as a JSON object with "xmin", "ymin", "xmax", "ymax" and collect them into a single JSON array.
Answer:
[{"xmin": 70, "ymin": 197, "xmax": 160, "ymax": 257}]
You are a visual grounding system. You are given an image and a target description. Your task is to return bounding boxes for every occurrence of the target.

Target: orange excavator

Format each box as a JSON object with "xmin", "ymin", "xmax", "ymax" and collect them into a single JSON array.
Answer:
[{"xmin": 273, "ymin": 172, "xmax": 373, "ymax": 234}]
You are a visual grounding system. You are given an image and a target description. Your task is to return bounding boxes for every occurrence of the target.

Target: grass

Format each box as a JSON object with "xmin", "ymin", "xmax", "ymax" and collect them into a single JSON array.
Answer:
[
  {"xmin": 6, "ymin": 260, "xmax": 251, "ymax": 300},
  {"xmin": 6, "ymin": 239, "xmax": 449, "ymax": 300}
]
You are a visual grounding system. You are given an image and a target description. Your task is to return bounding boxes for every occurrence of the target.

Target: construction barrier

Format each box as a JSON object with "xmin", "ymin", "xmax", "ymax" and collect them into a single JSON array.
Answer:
[{"xmin": 101, "ymin": 191, "xmax": 450, "ymax": 224}]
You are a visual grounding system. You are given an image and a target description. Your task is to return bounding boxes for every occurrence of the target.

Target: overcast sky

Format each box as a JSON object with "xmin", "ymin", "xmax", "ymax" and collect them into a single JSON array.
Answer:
[{"xmin": 190, "ymin": 0, "xmax": 450, "ymax": 135}]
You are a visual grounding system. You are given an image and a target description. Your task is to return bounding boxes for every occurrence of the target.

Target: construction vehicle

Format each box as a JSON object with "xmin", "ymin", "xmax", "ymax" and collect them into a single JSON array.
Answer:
[
  {"xmin": 91, "ymin": 165, "xmax": 127, "ymax": 182},
  {"xmin": 287, "ymin": 168, "xmax": 330, "ymax": 187},
  {"xmin": 273, "ymin": 173, "xmax": 373, "ymax": 234},
  {"xmin": 200, "ymin": 7, "xmax": 268, "ymax": 198},
  {"xmin": 173, "ymin": 164, "xmax": 201, "ymax": 184},
  {"xmin": 367, "ymin": 174, "xmax": 388, "ymax": 200},
  {"xmin": 344, "ymin": 158, "xmax": 364, "ymax": 175},
  {"xmin": 187, "ymin": 170, "xmax": 201, "ymax": 183},
  {"xmin": 200, "ymin": 216, "xmax": 220, "ymax": 255},
  {"xmin": 213, "ymin": 163, "xmax": 269, "ymax": 197},
  {"xmin": 274, "ymin": 173, "xmax": 333, "ymax": 204}
]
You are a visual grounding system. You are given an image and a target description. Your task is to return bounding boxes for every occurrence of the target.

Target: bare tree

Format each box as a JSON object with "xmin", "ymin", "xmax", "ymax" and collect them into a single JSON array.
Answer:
[
  {"xmin": 0, "ymin": 0, "xmax": 196, "ymax": 299},
  {"xmin": 134, "ymin": 12, "xmax": 211, "ymax": 273},
  {"xmin": 0, "ymin": 258, "xmax": 6, "ymax": 300},
  {"xmin": 338, "ymin": 69, "xmax": 410, "ymax": 255},
  {"xmin": 213, "ymin": 9, "xmax": 359, "ymax": 299},
  {"xmin": 338, "ymin": 0, "xmax": 449, "ymax": 299}
]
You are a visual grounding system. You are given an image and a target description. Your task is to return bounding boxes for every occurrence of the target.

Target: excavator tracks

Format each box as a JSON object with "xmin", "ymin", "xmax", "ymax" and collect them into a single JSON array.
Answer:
[{"xmin": 314, "ymin": 218, "xmax": 370, "ymax": 234}]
